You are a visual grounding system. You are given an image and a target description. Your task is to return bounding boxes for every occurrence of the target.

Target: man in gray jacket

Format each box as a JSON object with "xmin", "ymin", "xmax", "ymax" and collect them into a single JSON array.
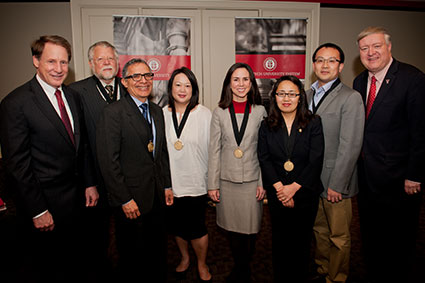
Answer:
[{"xmin": 307, "ymin": 43, "xmax": 364, "ymax": 283}]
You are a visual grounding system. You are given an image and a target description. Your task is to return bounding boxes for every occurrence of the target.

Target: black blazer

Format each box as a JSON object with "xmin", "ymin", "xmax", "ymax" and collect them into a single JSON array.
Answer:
[
  {"xmin": 0, "ymin": 76, "xmax": 95, "ymax": 220},
  {"xmin": 69, "ymin": 75, "xmax": 126, "ymax": 202},
  {"xmin": 353, "ymin": 58, "xmax": 425, "ymax": 193},
  {"xmin": 258, "ymin": 116, "xmax": 324, "ymax": 204},
  {"xmin": 96, "ymin": 94, "xmax": 171, "ymax": 214}
]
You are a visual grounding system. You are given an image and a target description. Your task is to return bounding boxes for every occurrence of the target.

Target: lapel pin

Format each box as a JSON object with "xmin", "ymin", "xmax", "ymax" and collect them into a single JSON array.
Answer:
[
  {"xmin": 298, "ymin": 128, "xmax": 302, "ymax": 133},
  {"xmin": 385, "ymin": 79, "xmax": 390, "ymax": 84}
]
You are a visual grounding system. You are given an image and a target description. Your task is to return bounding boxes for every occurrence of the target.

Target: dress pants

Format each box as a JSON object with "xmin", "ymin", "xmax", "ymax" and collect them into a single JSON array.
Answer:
[
  {"xmin": 313, "ymin": 197, "xmax": 352, "ymax": 283},
  {"xmin": 268, "ymin": 194, "xmax": 319, "ymax": 283},
  {"xmin": 358, "ymin": 188, "xmax": 422, "ymax": 283},
  {"xmin": 114, "ymin": 194, "xmax": 167, "ymax": 283}
]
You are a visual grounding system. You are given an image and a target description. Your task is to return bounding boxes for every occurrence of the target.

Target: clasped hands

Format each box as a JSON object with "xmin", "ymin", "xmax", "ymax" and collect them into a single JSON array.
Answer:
[{"xmin": 274, "ymin": 181, "xmax": 301, "ymax": 208}]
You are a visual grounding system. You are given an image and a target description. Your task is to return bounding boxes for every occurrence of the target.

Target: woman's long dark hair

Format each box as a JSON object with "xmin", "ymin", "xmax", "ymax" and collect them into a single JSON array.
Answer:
[
  {"xmin": 167, "ymin": 67, "xmax": 199, "ymax": 111},
  {"xmin": 218, "ymin": 62, "xmax": 262, "ymax": 109},
  {"xmin": 265, "ymin": 75, "xmax": 315, "ymax": 130}
]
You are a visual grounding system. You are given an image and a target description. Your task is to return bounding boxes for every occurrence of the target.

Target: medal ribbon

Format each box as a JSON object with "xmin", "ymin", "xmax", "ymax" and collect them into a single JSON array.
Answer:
[
  {"xmin": 172, "ymin": 106, "xmax": 191, "ymax": 139},
  {"xmin": 229, "ymin": 102, "xmax": 250, "ymax": 147},
  {"xmin": 283, "ymin": 118, "xmax": 299, "ymax": 167},
  {"xmin": 93, "ymin": 76, "xmax": 118, "ymax": 103}
]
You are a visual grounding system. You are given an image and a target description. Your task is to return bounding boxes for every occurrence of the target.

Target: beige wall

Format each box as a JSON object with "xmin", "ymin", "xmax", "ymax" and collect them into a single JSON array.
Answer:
[
  {"xmin": 1, "ymin": 3, "xmax": 425, "ymax": 100},
  {"xmin": 0, "ymin": 3, "xmax": 73, "ymax": 100},
  {"xmin": 318, "ymin": 7, "xmax": 425, "ymax": 87}
]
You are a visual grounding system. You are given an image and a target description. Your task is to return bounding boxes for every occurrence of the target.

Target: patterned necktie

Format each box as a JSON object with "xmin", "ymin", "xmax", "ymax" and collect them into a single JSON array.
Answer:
[
  {"xmin": 366, "ymin": 76, "xmax": 377, "ymax": 118},
  {"xmin": 105, "ymin": 85, "xmax": 114, "ymax": 100},
  {"xmin": 140, "ymin": 103, "xmax": 150, "ymax": 123},
  {"xmin": 54, "ymin": 89, "xmax": 75, "ymax": 145}
]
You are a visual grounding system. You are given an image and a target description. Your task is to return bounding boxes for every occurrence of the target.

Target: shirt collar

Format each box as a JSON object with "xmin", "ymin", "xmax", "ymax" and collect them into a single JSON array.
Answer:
[
  {"xmin": 129, "ymin": 94, "xmax": 149, "ymax": 107},
  {"xmin": 311, "ymin": 78, "xmax": 338, "ymax": 93},
  {"xmin": 36, "ymin": 74, "xmax": 63, "ymax": 96},
  {"xmin": 368, "ymin": 57, "xmax": 393, "ymax": 83},
  {"xmin": 99, "ymin": 77, "xmax": 115, "ymax": 88}
]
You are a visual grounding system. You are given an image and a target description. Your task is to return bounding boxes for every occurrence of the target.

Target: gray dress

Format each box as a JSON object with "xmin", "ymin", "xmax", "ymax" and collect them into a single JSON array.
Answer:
[{"xmin": 208, "ymin": 104, "xmax": 266, "ymax": 234}]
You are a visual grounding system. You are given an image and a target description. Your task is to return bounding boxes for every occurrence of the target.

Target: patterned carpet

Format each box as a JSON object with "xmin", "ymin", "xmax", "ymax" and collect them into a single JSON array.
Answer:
[{"xmin": 0, "ymin": 160, "xmax": 424, "ymax": 282}]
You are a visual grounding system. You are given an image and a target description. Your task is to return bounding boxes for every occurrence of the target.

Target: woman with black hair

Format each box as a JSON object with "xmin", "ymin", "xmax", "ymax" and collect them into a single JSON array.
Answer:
[
  {"xmin": 208, "ymin": 62, "xmax": 266, "ymax": 282},
  {"xmin": 163, "ymin": 67, "xmax": 212, "ymax": 281},
  {"xmin": 258, "ymin": 75, "xmax": 324, "ymax": 283}
]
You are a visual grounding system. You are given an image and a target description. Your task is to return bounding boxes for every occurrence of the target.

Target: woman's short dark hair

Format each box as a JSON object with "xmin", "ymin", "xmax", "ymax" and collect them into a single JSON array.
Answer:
[
  {"xmin": 167, "ymin": 67, "xmax": 199, "ymax": 111},
  {"xmin": 218, "ymin": 62, "xmax": 262, "ymax": 109},
  {"xmin": 265, "ymin": 75, "xmax": 315, "ymax": 130}
]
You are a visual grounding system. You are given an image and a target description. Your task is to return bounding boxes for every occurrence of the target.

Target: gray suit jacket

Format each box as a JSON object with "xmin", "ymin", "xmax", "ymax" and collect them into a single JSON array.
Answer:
[
  {"xmin": 306, "ymin": 81, "xmax": 364, "ymax": 198},
  {"xmin": 208, "ymin": 104, "xmax": 266, "ymax": 190}
]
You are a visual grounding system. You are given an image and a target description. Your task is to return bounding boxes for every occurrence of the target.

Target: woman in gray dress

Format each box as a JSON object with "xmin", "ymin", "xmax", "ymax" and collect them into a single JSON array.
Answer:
[{"xmin": 208, "ymin": 62, "xmax": 266, "ymax": 283}]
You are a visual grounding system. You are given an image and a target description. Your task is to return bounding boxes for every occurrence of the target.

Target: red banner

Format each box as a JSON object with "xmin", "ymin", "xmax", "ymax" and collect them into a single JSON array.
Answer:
[
  {"xmin": 119, "ymin": 55, "xmax": 191, "ymax": 81},
  {"xmin": 236, "ymin": 54, "xmax": 306, "ymax": 79}
]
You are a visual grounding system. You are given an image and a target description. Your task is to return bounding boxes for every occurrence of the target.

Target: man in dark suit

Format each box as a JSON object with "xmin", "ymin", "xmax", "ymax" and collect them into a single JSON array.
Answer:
[
  {"xmin": 96, "ymin": 58, "xmax": 173, "ymax": 282},
  {"xmin": 353, "ymin": 26, "xmax": 425, "ymax": 283},
  {"xmin": 0, "ymin": 35, "xmax": 98, "ymax": 282},
  {"xmin": 69, "ymin": 41, "xmax": 125, "ymax": 276}
]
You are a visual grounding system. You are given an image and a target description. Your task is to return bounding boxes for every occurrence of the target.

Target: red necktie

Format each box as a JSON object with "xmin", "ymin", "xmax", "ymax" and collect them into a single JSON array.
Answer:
[
  {"xmin": 366, "ymin": 76, "xmax": 377, "ymax": 118},
  {"xmin": 54, "ymin": 89, "xmax": 75, "ymax": 145}
]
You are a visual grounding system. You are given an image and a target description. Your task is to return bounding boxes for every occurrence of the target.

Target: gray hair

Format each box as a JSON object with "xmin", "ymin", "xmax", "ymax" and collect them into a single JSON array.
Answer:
[
  {"xmin": 88, "ymin": 41, "xmax": 118, "ymax": 61},
  {"xmin": 357, "ymin": 26, "xmax": 391, "ymax": 45},
  {"xmin": 122, "ymin": 58, "xmax": 150, "ymax": 78}
]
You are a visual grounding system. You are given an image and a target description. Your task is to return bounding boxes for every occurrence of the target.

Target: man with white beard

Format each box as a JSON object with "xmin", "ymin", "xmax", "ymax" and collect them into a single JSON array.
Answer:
[{"xmin": 69, "ymin": 41, "xmax": 126, "ymax": 280}]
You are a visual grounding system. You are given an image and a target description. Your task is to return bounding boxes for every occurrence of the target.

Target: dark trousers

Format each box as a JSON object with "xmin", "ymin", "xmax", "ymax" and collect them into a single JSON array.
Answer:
[
  {"xmin": 114, "ymin": 198, "xmax": 167, "ymax": 283},
  {"xmin": 358, "ymin": 188, "xmax": 422, "ymax": 283},
  {"xmin": 268, "ymin": 195, "xmax": 319, "ymax": 283},
  {"xmin": 226, "ymin": 231, "xmax": 257, "ymax": 283},
  {"xmin": 14, "ymin": 211, "xmax": 86, "ymax": 283}
]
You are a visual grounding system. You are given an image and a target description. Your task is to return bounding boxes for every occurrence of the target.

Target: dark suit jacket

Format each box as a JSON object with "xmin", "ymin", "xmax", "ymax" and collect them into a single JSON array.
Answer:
[
  {"xmin": 353, "ymin": 58, "xmax": 425, "ymax": 193},
  {"xmin": 258, "ymin": 116, "xmax": 324, "ymax": 204},
  {"xmin": 0, "ymin": 76, "xmax": 95, "ymax": 221},
  {"xmin": 96, "ymin": 94, "xmax": 171, "ymax": 214},
  {"xmin": 69, "ymin": 75, "xmax": 125, "ymax": 203}
]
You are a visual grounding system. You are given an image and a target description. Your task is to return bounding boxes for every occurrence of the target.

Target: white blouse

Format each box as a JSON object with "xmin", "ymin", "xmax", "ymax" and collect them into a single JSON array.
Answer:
[{"xmin": 163, "ymin": 104, "xmax": 212, "ymax": 197}]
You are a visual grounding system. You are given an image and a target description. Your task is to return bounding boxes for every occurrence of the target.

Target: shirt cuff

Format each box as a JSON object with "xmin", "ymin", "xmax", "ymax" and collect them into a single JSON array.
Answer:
[{"xmin": 33, "ymin": 210, "xmax": 48, "ymax": 219}]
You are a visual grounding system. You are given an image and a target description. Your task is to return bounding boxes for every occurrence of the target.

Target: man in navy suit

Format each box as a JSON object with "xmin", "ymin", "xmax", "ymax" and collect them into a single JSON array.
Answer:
[
  {"xmin": 0, "ymin": 35, "xmax": 98, "ymax": 282},
  {"xmin": 69, "ymin": 41, "xmax": 125, "ymax": 277},
  {"xmin": 353, "ymin": 26, "xmax": 425, "ymax": 283}
]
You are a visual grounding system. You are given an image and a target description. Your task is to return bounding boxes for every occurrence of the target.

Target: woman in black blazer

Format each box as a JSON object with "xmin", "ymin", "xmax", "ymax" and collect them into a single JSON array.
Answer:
[{"xmin": 258, "ymin": 75, "xmax": 324, "ymax": 283}]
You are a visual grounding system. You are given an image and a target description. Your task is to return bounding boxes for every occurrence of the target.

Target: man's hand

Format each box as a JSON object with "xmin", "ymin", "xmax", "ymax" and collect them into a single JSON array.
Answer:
[
  {"xmin": 405, "ymin": 179, "xmax": 421, "ymax": 195},
  {"xmin": 122, "ymin": 199, "xmax": 141, "ymax": 219},
  {"xmin": 85, "ymin": 186, "xmax": 99, "ymax": 207},
  {"xmin": 282, "ymin": 198, "xmax": 294, "ymax": 208},
  {"xmin": 165, "ymin": 189, "xmax": 174, "ymax": 206},
  {"xmin": 208, "ymin": 189, "xmax": 220, "ymax": 202},
  {"xmin": 327, "ymin": 187, "xmax": 342, "ymax": 203},
  {"xmin": 33, "ymin": 211, "xmax": 55, "ymax": 231}
]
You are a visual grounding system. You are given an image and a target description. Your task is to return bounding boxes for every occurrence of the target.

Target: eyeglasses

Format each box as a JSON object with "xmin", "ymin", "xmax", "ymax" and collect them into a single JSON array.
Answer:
[
  {"xmin": 275, "ymin": 92, "xmax": 300, "ymax": 98},
  {"xmin": 94, "ymin": 57, "xmax": 116, "ymax": 64},
  {"xmin": 125, "ymin": 72, "xmax": 154, "ymax": 81},
  {"xmin": 314, "ymin": 57, "xmax": 341, "ymax": 65}
]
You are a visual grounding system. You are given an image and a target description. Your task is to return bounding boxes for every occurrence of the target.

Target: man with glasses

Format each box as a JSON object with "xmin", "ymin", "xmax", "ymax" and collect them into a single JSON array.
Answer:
[
  {"xmin": 96, "ymin": 58, "xmax": 173, "ymax": 282},
  {"xmin": 69, "ymin": 40, "xmax": 126, "ymax": 279},
  {"xmin": 307, "ymin": 43, "xmax": 364, "ymax": 283},
  {"xmin": 354, "ymin": 27, "xmax": 425, "ymax": 283}
]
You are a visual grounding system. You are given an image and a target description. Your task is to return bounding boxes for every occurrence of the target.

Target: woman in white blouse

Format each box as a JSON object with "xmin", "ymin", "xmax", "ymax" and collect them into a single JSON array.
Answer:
[{"xmin": 163, "ymin": 67, "xmax": 212, "ymax": 282}]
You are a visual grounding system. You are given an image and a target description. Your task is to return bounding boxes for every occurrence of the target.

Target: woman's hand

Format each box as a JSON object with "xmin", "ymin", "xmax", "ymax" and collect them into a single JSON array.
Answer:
[
  {"xmin": 256, "ymin": 186, "xmax": 266, "ymax": 201},
  {"xmin": 276, "ymin": 182, "xmax": 301, "ymax": 203},
  {"xmin": 208, "ymin": 189, "xmax": 220, "ymax": 202},
  {"xmin": 282, "ymin": 198, "xmax": 294, "ymax": 208}
]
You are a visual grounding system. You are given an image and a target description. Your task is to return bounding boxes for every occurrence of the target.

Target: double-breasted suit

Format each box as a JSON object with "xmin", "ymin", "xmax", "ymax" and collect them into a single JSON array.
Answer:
[
  {"xmin": 0, "ymin": 76, "xmax": 95, "ymax": 221},
  {"xmin": 353, "ymin": 58, "xmax": 425, "ymax": 282}
]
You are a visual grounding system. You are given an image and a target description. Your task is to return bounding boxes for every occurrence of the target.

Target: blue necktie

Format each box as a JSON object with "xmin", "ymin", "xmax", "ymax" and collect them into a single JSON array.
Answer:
[{"xmin": 140, "ymin": 103, "xmax": 149, "ymax": 123}]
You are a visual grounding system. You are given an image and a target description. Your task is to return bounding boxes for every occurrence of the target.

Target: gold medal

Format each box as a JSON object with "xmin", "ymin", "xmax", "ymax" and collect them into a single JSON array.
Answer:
[
  {"xmin": 174, "ymin": 140, "xmax": 183, "ymax": 151},
  {"xmin": 234, "ymin": 148, "xmax": 244, "ymax": 159},
  {"xmin": 284, "ymin": 160, "xmax": 294, "ymax": 172},
  {"xmin": 147, "ymin": 141, "xmax": 154, "ymax": 153}
]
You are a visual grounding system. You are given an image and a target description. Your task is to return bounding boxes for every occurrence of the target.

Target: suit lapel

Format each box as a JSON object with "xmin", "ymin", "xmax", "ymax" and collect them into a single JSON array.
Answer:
[
  {"xmin": 63, "ymin": 86, "xmax": 80, "ymax": 150},
  {"xmin": 367, "ymin": 60, "xmax": 398, "ymax": 121},
  {"xmin": 123, "ymin": 95, "xmax": 152, "ymax": 152},
  {"xmin": 315, "ymin": 83, "xmax": 343, "ymax": 115},
  {"xmin": 30, "ymin": 78, "xmax": 75, "ymax": 148}
]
